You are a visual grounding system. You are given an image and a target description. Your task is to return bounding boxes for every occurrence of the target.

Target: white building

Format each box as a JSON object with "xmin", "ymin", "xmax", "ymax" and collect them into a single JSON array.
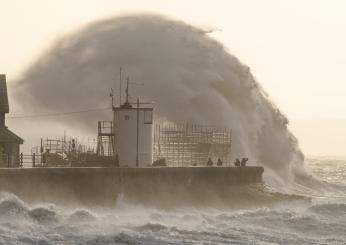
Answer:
[{"xmin": 113, "ymin": 101, "xmax": 153, "ymax": 167}]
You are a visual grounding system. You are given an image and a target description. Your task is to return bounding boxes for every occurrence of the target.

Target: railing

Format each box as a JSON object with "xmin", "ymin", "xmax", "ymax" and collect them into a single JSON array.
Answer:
[
  {"xmin": 2, "ymin": 152, "xmax": 113, "ymax": 168},
  {"xmin": 1, "ymin": 153, "xmax": 235, "ymax": 168},
  {"xmin": 20, "ymin": 153, "xmax": 46, "ymax": 168},
  {"xmin": 0, "ymin": 153, "xmax": 46, "ymax": 168}
]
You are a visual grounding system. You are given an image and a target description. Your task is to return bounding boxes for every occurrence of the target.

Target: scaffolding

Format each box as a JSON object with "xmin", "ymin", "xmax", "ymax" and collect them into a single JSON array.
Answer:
[
  {"xmin": 23, "ymin": 121, "xmax": 231, "ymax": 167},
  {"xmin": 153, "ymin": 123, "xmax": 232, "ymax": 167},
  {"xmin": 24, "ymin": 122, "xmax": 115, "ymax": 167},
  {"xmin": 97, "ymin": 121, "xmax": 114, "ymax": 156}
]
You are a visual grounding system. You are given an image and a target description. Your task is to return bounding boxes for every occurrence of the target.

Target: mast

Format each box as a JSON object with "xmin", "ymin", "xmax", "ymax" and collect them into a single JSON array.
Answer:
[
  {"xmin": 119, "ymin": 67, "xmax": 122, "ymax": 106},
  {"xmin": 126, "ymin": 76, "xmax": 130, "ymax": 103},
  {"xmin": 136, "ymin": 98, "xmax": 139, "ymax": 167},
  {"xmin": 110, "ymin": 88, "xmax": 114, "ymax": 108}
]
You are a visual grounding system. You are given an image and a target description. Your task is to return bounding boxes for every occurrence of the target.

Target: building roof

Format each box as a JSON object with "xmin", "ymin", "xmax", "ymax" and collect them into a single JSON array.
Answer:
[
  {"xmin": 0, "ymin": 127, "xmax": 24, "ymax": 144},
  {"xmin": 0, "ymin": 74, "xmax": 9, "ymax": 113}
]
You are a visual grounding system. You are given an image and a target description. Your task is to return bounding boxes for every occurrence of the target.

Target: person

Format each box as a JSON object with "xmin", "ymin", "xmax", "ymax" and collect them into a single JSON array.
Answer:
[
  {"xmin": 217, "ymin": 158, "xmax": 223, "ymax": 166},
  {"xmin": 234, "ymin": 158, "xmax": 241, "ymax": 167},
  {"xmin": 207, "ymin": 158, "xmax": 213, "ymax": 166},
  {"xmin": 41, "ymin": 149, "xmax": 51, "ymax": 166},
  {"xmin": 241, "ymin": 157, "xmax": 248, "ymax": 167}
]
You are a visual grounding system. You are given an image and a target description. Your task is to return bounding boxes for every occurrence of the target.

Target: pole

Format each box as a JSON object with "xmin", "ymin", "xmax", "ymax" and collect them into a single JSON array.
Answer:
[
  {"xmin": 126, "ymin": 77, "xmax": 129, "ymax": 103},
  {"xmin": 119, "ymin": 67, "xmax": 122, "ymax": 106},
  {"xmin": 136, "ymin": 98, "xmax": 139, "ymax": 167},
  {"xmin": 64, "ymin": 131, "xmax": 66, "ymax": 154},
  {"xmin": 40, "ymin": 138, "xmax": 43, "ymax": 164},
  {"xmin": 110, "ymin": 88, "xmax": 114, "ymax": 108},
  {"xmin": 32, "ymin": 153, "xmax": 35, "ymax": 168}
]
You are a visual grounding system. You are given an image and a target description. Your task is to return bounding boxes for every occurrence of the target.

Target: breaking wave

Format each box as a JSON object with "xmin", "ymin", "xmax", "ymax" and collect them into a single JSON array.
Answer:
[
  {"xmin": 308, "ymin": 203, "xmax": 346, "ymax": 217},
  {"xmin": 13, "ymin": 14, "xmax": 306, "ymax": 187},
  {"xmin": 0, "ymin": 192, "xmax": 345, "ymax": 244}
]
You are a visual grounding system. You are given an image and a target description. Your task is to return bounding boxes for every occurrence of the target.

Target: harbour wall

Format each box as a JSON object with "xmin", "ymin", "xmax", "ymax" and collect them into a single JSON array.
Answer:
[{"xmin": 0, "ymin": 166, "xmax": 264, "ymax": 207}]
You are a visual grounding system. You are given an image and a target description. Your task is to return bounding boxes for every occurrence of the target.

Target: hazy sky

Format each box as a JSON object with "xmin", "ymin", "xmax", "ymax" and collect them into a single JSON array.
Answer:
[{"xmin": 1, "ymin": 0, "xmax": 345, "ymax": 155}]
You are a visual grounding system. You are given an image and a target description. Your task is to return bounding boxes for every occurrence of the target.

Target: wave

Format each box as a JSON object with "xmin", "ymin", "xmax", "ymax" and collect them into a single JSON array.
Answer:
[
  {"xmin": 0, "ymin": 193, "xmax": 28, "ymax": 219},
  {"xmin": 136, "ymin": 223, "xmax": 168, "ymax": 232},
  {"xmin": 29, "ymin": 207, "xmax": 58, "ymax": 224},
  {"xmin": 14, "ymin": 14, "xmax": 307, "ymax": 187},
  {"xmin": 0, "ymin": 193, "xmax": 95, "ymax": 225},
  {"xmin": 111, "ymin": 183, "xmax": 311, "ymax": 210},
  {"xmin": 66, "ymin": 209, "xmax": 97, "ymax": 223},
  {"xmin": 0, "ymin": 192, "xmax": 345, "ymax": 244},
  {"xmin": 308, "ymin": 203, "xmax": 346, "ymax": 217}
]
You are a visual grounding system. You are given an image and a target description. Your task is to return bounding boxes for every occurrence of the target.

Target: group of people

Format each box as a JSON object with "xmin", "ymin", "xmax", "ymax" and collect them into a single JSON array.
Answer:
[
  {"xmin": 206, "ymin": 157, "xmax": 249, "ymax": 167},
  {"xmin": 234, "ymin": 157, "xmax": 248, "ymax": 167},
  {"xmin": 206, "ymin": 158, "xmax": 223, "ymax": 166}
]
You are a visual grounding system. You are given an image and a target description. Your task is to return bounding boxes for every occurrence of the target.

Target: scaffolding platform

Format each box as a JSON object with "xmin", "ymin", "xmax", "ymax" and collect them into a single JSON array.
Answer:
[{"xmin": 153, "ymin": 123, "xmax": 232, "ymax": 167}]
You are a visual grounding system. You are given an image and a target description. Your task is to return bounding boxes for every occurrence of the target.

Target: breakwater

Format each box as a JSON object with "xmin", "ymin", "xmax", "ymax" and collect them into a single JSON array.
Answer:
[{"xmin": 0, "ymin": 166, "xmax": 263, "ymax": 207}]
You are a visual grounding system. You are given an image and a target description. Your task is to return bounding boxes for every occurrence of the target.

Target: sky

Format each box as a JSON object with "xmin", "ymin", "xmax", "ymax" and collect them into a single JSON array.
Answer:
[{"xmin": 0, "ymin": 0, "xmax": 345, "ymax": 156}]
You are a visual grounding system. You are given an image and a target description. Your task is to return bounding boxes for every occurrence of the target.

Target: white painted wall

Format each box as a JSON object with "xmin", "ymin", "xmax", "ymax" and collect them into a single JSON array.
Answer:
[{"xmin": 114, "ymin": 107, "xmax": 153, "ymax": 167}]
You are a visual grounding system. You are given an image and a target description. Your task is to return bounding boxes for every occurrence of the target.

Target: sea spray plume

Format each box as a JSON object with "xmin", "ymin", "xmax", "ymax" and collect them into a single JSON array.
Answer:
[{"xmin": 14, "ymin": 14, "xmax": 307, "ymax": 186}]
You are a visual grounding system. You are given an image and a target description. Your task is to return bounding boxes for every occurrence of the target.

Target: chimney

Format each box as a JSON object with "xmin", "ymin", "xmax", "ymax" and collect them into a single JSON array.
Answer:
[{"xmin": 0, "ymin": 74, "xmax": 9, "ymax": 127}]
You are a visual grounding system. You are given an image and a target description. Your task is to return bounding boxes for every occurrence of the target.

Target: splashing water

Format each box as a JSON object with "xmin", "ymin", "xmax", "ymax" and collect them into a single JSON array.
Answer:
[
  {"xmin": 0, "ymin": 166, "xmax": 345, "ymax": 245},
  {"xmin": 14, "ymin": 14, "xmax": 306, "ymax": 187}
]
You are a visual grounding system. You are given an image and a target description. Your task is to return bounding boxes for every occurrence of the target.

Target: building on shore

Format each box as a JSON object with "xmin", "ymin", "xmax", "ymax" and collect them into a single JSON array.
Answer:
[{"xmin": 0, "ymin": 74, "xmax": 23, "ymax": 167}]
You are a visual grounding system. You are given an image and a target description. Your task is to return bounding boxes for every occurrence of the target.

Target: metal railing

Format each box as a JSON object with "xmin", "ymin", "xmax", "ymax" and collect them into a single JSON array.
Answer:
[
  {"xmin": 0, "ymin": 153, "xmax": 47, "ymax": 168},
  {"xmin": 20, "ymin": 153, "xmax": 46, "ymax": 168}
]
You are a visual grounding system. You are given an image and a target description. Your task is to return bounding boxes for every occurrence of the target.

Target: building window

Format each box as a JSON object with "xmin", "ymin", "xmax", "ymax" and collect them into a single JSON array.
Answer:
[
  {"xmin": 124, "ymin": 115, "xmax": 130, "ymax": 120},
  {"xmin": 144, "ymin": 111, "xmax": 153, "ymax": 124}
]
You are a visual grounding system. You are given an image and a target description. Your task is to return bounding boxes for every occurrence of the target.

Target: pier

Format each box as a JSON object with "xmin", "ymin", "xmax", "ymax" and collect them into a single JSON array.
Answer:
[{"xmin": 0, "ymin": 166, "xmax": 264, "ymax": 206}]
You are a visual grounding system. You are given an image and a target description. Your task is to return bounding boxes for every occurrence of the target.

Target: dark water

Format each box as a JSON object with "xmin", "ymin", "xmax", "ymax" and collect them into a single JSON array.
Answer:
[{"xmin": 0, "ymin": 157, "xmax": 345, "ymax": 245}]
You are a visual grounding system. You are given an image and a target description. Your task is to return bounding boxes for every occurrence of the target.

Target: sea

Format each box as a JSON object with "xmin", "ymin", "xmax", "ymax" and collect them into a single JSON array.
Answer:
[{"xmin": 0, "ymin": 157, "xmax": 345, "ymax": 245}]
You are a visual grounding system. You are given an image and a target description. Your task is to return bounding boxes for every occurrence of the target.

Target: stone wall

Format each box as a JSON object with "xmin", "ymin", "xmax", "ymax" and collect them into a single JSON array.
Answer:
[{"xmin": 0, "ymin": 166, "xmax": 264, "ymax": 207}]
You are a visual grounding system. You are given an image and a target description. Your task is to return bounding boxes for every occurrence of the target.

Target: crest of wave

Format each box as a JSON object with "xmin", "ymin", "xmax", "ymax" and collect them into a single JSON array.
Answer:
[{"xmin": 14, "ymin": 14, "xmax": 307, "ymax": 188}]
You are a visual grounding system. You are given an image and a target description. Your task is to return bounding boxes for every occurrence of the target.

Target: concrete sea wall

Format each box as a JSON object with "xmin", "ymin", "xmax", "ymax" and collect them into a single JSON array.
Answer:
[{"xmin": 0, "ymin": 166, "xmax": 264, "ymax": 207}]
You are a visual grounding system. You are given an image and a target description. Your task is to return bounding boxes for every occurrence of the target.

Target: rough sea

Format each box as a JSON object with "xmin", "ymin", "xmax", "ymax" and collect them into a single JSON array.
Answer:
[{"xmin": 0, "ymin": 157, "xmax": 345, "ymax": 245}]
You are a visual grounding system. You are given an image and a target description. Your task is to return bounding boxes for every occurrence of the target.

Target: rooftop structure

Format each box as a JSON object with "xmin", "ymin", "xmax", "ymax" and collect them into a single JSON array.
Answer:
[{"xmin": 113, "ymin": 98, "xmax": 154, "ymax": 167}]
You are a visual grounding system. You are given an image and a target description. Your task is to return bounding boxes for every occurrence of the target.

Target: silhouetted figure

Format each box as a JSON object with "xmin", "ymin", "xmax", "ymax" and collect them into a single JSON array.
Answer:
[
  {"xmin": 42, "ymin": 149, "xmax": 50, "ymax": 165},
  {"xmin": 217, "ymin": 158, "xmax": 223, "ymax": 166},
  {"xmin": 234, "ymin": 158, "xmax": 241, "ymax": 167},
  {"xmin": 241, "ymin": 157, "xmax": 248, "ymax": 167},
  {"xmin": 207, "ymin": 158, "xmax": 213, "ymax": 166}
]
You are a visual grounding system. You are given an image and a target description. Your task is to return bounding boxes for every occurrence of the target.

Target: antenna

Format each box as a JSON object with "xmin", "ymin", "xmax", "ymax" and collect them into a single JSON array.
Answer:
[
  {"xmin": 110, "ymin": 88, "xmax": 114, "ymax": 108},
  {"xmin": 126, "ymin": 76, "xmax": 130, "ymax": 103}
]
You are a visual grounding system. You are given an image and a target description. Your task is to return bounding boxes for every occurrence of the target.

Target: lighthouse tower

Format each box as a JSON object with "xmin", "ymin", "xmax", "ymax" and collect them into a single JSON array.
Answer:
[{"xmin": 113, "ymin": 83, "xmax": 153, "ymax": 167}]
